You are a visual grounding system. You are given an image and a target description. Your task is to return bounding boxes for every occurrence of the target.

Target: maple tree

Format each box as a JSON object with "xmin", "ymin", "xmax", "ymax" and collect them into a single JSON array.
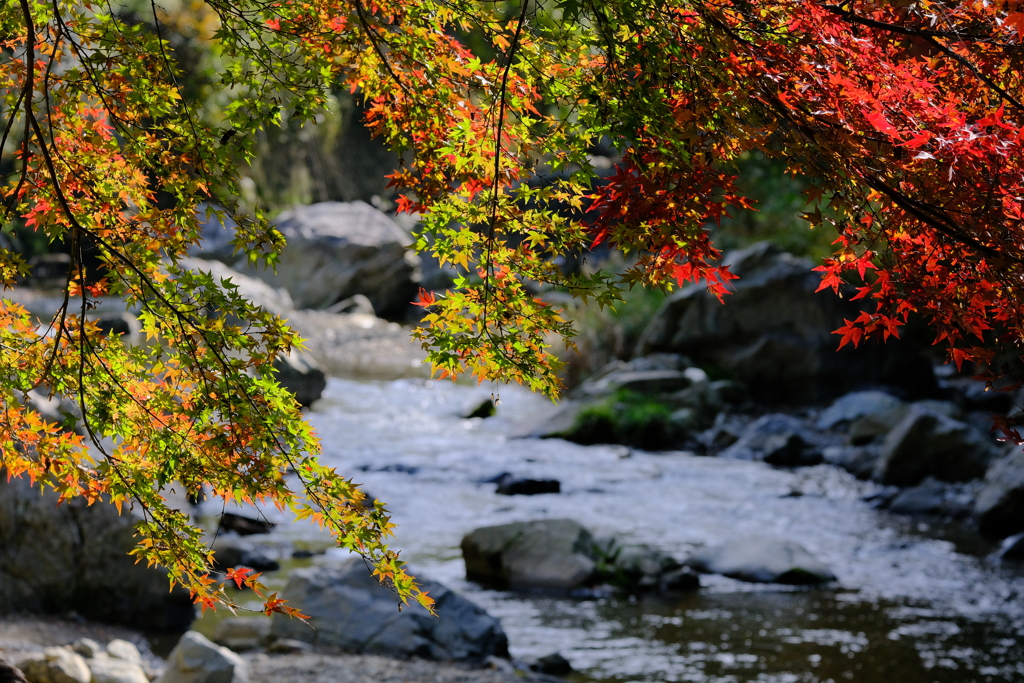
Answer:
[{"xmin": 3, "ymin": 0, "xmax": 1024, "ymax": 617}]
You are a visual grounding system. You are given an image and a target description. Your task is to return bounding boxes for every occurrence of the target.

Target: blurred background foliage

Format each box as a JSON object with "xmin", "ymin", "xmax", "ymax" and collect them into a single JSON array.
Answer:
[
  {"xmin": 142, "ymin": 0, "xmax": 401, "ymax": 214},
  {"xmin": 712, "ymin": 152, "xmax": 836, "ymax": 261}
]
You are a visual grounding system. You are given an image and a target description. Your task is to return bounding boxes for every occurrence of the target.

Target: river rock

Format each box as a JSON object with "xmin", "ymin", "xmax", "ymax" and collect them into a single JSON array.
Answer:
[
  {"xmin": 104, "ymin": 642, "xmax": 142, "ymax": 667},
  {"xmin": 239, "ymin": 201, "xmax": 420, "ymax": 318},
  {"xmin": 272, "ymin": 351, "xmax": 327, "ymax": 407},
  {"xmin": 71, "ymin": 640, "xmax": 102, "ymax": 660},
  {"xmin": 822, "ymin": 445, "xmax": 881, "ymax": 479},
  {"xmin": 263, "ymin": 639, "xmax": 313, "ymax": 655},
  {"xmin": 816, "ymin": 390, "xmax": 906, "ymax": 430},
  {"xmin": 598, "ymin": 541, "xmax": 696, "ymax": 593},
  {"xmin": 179, "ymin": 257, "xmax": 294, "ymax": 316},
  {"xmin": 998, "ymin": 532, "xmax": 1024, "ymax": 561},
  {"xmin": 873, "ymin": 407, "xmax": 1000, "ymax": 486},
  {"xmin": 158, "ymin": 632, "xmax": 247, "ymax": 683},
  {"xmin": 945, "ymin": 374, "xmax": 1016, "ymax": 413},
  {"xmin": 721, "ymin": 414, "xmax": 821, "ymax": 466},
  {"xmin": 888, "ymin": 478, "xmax": 947, "ymax": 515},
  {"xmin": 18, "ymin": 648, "xmax": 91, "ymax": 683},
  {"xmin": 576, "ymin": 368, "xmax": 701, "ymax": 398},
  {"xmin": 637, "ymin": 241, "xmax": 936, "ymax": 403},
  {"xmin": 214, "ymin": 618, "xmax": 271, "ymax": 652},
  {"xmin": 975, "ymin": 447, "xmax": 1024, "ymax": 538},
  {"xmin": 87, "ymin": 654, "xmax": 148, "ymax": 683},
  {"xmin": 686, "ymin": 538, "xmax": 836, "ymax": 584},
  {"xmin": 217, "ymin": 512, "xmax": 276, "ymax": 536},
  {"xmin": 465, "ymin": 399, "xmax": 496, "ymax": 419},
  {"xmin": 494, "ymin": 475, "xmax": 560, "ymax": 496},
  {"xmin": 461, "ymin": 519, "xmax": 596, "ymax": 591},
  {"xmin": 93, "ymin": 313, "xmax": 143, "ymax": 346},
  {"xmin": 191, "ymin": 204, "xmax": 243, "ymax": 263},
  {"xmin": 659, "ymin": 567, "xmax": 701, "ymax": 592},
  {"xmin": 269, "ymin": 560, "xmax": 507, "ymax": 662},
  {"xmin": 530, "ymin": 654, "xmax": 573, "ymax": 677},
  {"xmin": 211, "ymin": 534, "xmax": 280, "ymax": 572},
  {"xmin": 0, "ymin": 475, "xmax": 194, "ymax": 630}
]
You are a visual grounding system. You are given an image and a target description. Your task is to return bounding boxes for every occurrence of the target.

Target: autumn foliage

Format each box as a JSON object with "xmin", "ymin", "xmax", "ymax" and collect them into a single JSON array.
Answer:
[{"xmin": 2, "ymin": 0, "xmax": 1024, "ymax": 615}]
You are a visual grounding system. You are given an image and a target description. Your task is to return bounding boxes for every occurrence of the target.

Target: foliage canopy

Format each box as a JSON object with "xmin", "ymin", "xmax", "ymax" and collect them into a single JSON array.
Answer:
[{"xmin": 3, "ymin": 0, "xmax": 1024, "ymax": 614}]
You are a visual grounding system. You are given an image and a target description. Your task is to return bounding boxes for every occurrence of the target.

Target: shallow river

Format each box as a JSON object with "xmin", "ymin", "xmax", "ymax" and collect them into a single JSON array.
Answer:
[{"xmin": 200, "ymin": 376, "xmax": 1024, "ymax": 683}]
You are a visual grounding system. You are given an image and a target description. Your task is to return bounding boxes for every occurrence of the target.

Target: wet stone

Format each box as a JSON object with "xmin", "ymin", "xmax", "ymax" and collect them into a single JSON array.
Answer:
[
  {"xmin": 686, "ymin": 538, "xmax": 835, "ymax": 585},
  {"xmin": 530, "ymin": 653, "xmax": 573, "ymax": 677},
  {"xmin": 494, "ymin": 475, "xmax": 560, "ymax": 496}
]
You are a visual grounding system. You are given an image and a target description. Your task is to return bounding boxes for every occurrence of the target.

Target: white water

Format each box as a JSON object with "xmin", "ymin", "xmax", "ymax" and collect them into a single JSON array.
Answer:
[{"xmin": 210, "ymin": 376, "xmax": 1024, "ymax": 682}]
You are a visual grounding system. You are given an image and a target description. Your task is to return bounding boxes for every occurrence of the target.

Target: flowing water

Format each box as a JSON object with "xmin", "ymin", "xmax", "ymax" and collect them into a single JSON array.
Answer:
[{"xmin": 196, "ymin": 376, "xmax": 1024, "ymax": 683}]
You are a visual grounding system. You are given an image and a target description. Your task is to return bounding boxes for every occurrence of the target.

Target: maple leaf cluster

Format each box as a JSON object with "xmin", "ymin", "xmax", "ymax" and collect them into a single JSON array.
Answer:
[{"xmin": 3, "ymin": 0, "xmax": 1024, "ymax": 616}]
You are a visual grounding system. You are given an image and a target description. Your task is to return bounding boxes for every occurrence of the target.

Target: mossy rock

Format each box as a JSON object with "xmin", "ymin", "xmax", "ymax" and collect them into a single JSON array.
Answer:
[{"xmin": 558, "ymin": 391, "xmax": 681, "ymax": 450}]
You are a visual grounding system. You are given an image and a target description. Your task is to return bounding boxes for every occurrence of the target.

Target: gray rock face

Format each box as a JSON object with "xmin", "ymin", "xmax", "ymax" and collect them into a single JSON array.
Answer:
[
  {"xmin": 975, "ymin": 447, "xmax": 1024, "ymax": 538},
  {"xmin": 873, "ymin": 407, "xmax": 1000, "ymax": 486},
  {"xmin": 269, "ymin": 559, "xmax": 508, "ymax": 662},
  {"xmin": 686, "ymin": 538, "xmax": 835, "ymax": 585},
  {"xmin": 0, "ymin": 475, "xmax": 194, "ymax": 630},
  {"xmin": 637, "ymin": 242, "xmax": 935, "ymax": 403},
  {"xmin": 240, "ymin": 201, "xmax": 420, "ymax": 318},
  {"xmin": 461, "ymin": 519, "xmax": 597, "ymax": 591},
  {"xmin": 158, "ymin": 632, "xmax": 247, "ymax": 683},
  {"xmin": 720, "ymin": 414, "xmax": 821, "ymax": 465}
]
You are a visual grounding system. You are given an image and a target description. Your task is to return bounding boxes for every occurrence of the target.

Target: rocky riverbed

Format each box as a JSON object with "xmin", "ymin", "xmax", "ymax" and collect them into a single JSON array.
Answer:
[
  {"xmin": 6, "ymin": 202, "xmax": 1024, "ymax": 683},
  {"xmin": 0, "ymin": 616, "xmax": 530, "ymax": 683},
  {"xmin": 173, "ymin": 375, "xmax": 1024, "ymax": 683}
]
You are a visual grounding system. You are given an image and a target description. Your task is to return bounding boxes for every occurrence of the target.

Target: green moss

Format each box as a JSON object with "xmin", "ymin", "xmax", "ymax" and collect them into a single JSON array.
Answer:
[{"xmin": 561, "ymin": 390, "xmax": 680, "ymax": 450}]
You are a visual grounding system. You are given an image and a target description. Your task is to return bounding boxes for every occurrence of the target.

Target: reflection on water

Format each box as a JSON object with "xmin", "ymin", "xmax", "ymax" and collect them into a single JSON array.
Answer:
[
  {"xmin": 465, "ymin": 590, "xmax": 1024, "ymax": 682},
  {"xmin": 199, "ymin": 377, "xmax": 1024, "ymax": 682}
]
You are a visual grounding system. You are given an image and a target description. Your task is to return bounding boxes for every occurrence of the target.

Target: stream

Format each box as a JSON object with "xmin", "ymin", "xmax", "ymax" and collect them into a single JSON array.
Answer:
[{"xmin": 195, "ymin": 375, "xmax": 1024, "ymax": 683}]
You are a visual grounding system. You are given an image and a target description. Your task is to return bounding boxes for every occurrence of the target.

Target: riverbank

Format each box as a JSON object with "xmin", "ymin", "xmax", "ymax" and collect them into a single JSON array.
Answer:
[{"xmin": 0, "ymin": 616, "xmax": 531, "ymax": 683}]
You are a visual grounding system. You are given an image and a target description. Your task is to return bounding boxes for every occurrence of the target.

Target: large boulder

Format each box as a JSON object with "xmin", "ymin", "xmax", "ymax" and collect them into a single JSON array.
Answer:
[
  {"xmin": 158, "ymin": 632, "xmax": 247, "ymax": 683},
  {"xmin": 975, "ymin": 447, "xmax": 1024, "ymax": 538},
  {"xmin": 686, "ymin": 538, "xmax": 835, "ymax": 585},
  {"xmin": 178, "ymin": 257, "xmax": 294, "ymax": 316},
  {"xmin": 720, "ymin": 413, "xmax": 821, "ymax": 466},
  {"xmin": 460, "ymin": 519, "xmax": 694, "ymax": 594},
  {"xmin": 873, "ymin": 407, "xmax": 1000, "ymax": 486},
  {"xmin": 239, "ymin": 201, "xmax": 420, "ymax": 318},
  {"xmin": 461, "ymin": 519, "xmax": 597, "ymax": 591},
  {"xmin": 0, "ymin": 475, "xmax": 195, "ymax": 630},
  {"xmin": 637, "ymin": 242, "xmax": 936, "ymax": 403},
  {"xmin": 269, "ymin": 559, "xmax": 508, "ymax": 662}
]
